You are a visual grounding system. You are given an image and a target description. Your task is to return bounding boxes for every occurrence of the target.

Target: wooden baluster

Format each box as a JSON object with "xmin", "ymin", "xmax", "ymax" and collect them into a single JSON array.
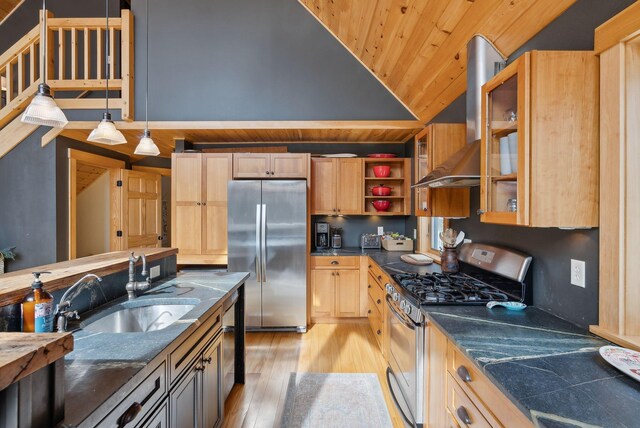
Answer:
[
  {"xmin": 70, "ymin": 28, "xmax": 77, "ymax": 80},
  {"xmin": 17, "ymin": 52, "xmax": 25, "ymax": 94},
  {"xmin": 29, "ymin": 43, "xmax": 36, "ymax": 85},
  {"xmin": 58, "ymin": 29, "xmax": 65, "ymax": 80},
  {"xmin": 1, "ymin": 66, "xmax": 5, "ymax": 108},
  {"xmin": 83, "ymin": 28, "xmax": 90, "ymax": 79},
  {"xmin": 109, "ymin": 26, "xmax": 115, "ymax": 80},
  {"xmin": 96, "ymin": 28, "xmax": 103, "ymax": 80},
  {"xmin": 5, "ymin": 61, "xmax": 12, "ymax": 102}
]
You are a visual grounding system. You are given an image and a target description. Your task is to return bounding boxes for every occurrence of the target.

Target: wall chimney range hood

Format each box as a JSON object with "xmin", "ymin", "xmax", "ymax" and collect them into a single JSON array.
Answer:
[{"xmin": 413, "ymin": 36, "xmax": 505, "ymax": 189}]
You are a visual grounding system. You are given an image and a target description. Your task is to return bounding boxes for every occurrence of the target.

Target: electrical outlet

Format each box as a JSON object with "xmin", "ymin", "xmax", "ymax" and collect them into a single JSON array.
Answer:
[
  {"xmin": 413, "ymin": 228, "xmax": 417, "ymax": 240},
  {"xmin": 570, "ymin": 259, "xmax": 585, "ymax": 288},
  {"xmin": 150, "ymin": 265, "xmax": 161, "ymax": 280},
  {"xmin": 377, "ymin": 226, "xmax": 384, "ymax": 235}
]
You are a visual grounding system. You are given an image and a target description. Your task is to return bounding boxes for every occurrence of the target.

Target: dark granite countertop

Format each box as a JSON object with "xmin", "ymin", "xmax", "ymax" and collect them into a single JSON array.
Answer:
[
  {"xmin": 424, "ymin": 306, "xmax": 640, "ymax": 427},
  {"xmin": 61, "ymin": 271, "xmax": 249, "ymax": 427},
  {"xmin": 311, "ymin": 247, "xmax": 442, "ymax": 275}
]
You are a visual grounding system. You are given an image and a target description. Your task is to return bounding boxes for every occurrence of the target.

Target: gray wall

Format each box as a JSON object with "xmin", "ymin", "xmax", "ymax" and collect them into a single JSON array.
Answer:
[
  {"xmin": 412, "ymin": 0, "xmax": 634, "ymax": 328},
  {"xmin": 131, "ymin": 0, "xmax": 414, "ymax": 121},
  {"xmin": 313, "ymin": 216, "xmax": 408, "ymax": 249}
]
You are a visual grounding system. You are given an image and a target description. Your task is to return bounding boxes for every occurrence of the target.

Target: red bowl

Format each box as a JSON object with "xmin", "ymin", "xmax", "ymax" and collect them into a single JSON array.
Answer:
[
  {"xmin": 368, "ymin": 153, "xmax": 397, "ymax": 158},
  {"xmin": 371, "ymin": 185, "xmax": 392, "ymax": 196},
  {"xmin": 372, "ymin": 200, "xmax": 391, "ymax": 211},
  {"xmin": 372, "ymin": 165, "xmax": 391, "ymax": 177}
]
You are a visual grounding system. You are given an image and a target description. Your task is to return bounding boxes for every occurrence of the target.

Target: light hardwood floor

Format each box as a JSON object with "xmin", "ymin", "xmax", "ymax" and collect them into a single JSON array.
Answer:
[{"xmin": 223, "ymin": 322, "xmax": 404, "ymax": 428}]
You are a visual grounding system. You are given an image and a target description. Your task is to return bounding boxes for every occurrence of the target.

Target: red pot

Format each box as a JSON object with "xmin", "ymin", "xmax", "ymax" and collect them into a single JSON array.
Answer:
[
  {"xmin": 371, "ymin": 184, "xmax": 392, "ymax": 196},
  {"xmin": 372, "ymin": 165, "xmax": 391, "ymax": 177},
  {"xmin": 372, "ymin": 200, "xmax": 391, "ymax": 212}
]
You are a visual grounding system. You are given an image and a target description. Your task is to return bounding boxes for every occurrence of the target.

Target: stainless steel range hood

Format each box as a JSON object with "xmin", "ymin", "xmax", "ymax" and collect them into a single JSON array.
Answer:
[{"xmin": 414, "ymin": 36, "xmax": 505, "ymax": 189}]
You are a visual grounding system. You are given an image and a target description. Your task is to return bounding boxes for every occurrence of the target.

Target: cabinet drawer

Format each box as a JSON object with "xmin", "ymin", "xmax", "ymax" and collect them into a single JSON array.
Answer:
[
  {"xmin": 447, "ymin": 343, "xmax": 532, "ymax": 427},
  {"xmin": 367, "ymin": 296, "xmax": 383, "ymax": 347},
  {"xmin": 368, "ymin": 260, "xmax": 390, "ymax": 286},
  {"xmin": 447, "ymin": 374, "xmax": 492, "ymax": 428},
  {"xmin": 97, "ymin": 362, "xmax": 167, "ymax": 428},
  {"xmin": 367, "ymin": 272, "xmax": 385, "ymax": 312},
  {"xmin": 311, "ymin": 256, "xmax": 359, "ymax": 269},
  {"xmin": 169, "ymin": 308, "xmax": 222, "ymax": 384}
]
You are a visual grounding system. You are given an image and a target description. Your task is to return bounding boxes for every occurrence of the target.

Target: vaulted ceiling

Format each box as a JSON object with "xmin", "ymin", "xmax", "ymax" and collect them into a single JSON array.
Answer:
[{"xmin": 299, "ymin": 0, "xmax": 577, "ymax": 123}]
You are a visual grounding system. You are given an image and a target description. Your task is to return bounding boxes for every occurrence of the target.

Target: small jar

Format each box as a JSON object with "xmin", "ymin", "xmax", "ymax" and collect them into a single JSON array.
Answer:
[
  {"xmin": 441, "ymin": 248, "xmax": 459, "ymax": 274},
  {"xmin": 506, "ymin": 198, "xmax": 517, "ymax": 212}
]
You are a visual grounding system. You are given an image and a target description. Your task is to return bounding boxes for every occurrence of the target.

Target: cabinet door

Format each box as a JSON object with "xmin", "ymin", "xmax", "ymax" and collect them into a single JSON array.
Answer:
[
  {"xmin": 336, "ymin": 158, "xmax": 362, "ymax": 215},
  {"xmin": 334, "ymin": 269, "xmax": 360, "ymax": 317},
  {"xmin": 170, "ymin": 366, "xmax": 201, "ymax": 428},
  {"xmin": 233, "ymin": 154, "xmax": 269, "ymax": 178},
  {"xmin": 202, "ymin": 335, "xmax": 223, "ymax": 428},
  {"xmin": 414, "ymin": 128, "xmax": 433, "ymax": 217},
  {"xmin": 311, "ymin": 269, "xmax": 335, "ymax": 317},
  {"xmin": 426, "ymin": 327, "xmax": 448, "ymax": 428},
  {"xmin": 202, "ymin": 154, "xmax": 232, "ymax": 257},
  {"xmin": 311, "ymin": 158, "xmax": 337, "ymax": 215},
  {"xmin": 271, "ymin": 153, "xmax": 308, "ymax": 178},
  {"xmin": 141, "ymin": 401, "xmax": 168, "ymax": 428},
  {"xmin": 172, "ymin": 154, "xmax": 202, "ymax": 255}
]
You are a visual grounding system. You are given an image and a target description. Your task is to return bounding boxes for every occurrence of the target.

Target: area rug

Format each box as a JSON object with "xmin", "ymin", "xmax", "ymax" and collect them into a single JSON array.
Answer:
[{"xmin": 280, "ymin": 372, "xmax": 393, "ymax": 428}]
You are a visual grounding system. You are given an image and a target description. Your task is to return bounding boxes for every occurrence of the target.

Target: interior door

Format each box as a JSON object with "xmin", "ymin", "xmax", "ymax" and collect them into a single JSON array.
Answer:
[
  {"xmin": 172, "ymin": 154, "xmax": 202, "ymax": 255},
  {"xmin": 227, "ymin": 181, "xmax": 263, "ymax": 328},
  {"xmin": 202, "ymin": 154, "xmax": 232, "ymax": 260},
  {"xmin": 261, "ymin": 180, "xmax": 307, "ymax": 329},
  {"xmin": 120, "ymin": 169, "xmax": 162, "ymax": 249}
]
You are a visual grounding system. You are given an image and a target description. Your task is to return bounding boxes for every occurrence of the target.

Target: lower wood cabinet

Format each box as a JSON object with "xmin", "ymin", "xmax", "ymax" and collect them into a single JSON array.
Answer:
[
  {"xmin": 310, "ymin": 256, "xmax": 363, "ymax": 320},
  {"xmin": 366, "ymin": 260, "xmax": 390, "ymax": 355}
]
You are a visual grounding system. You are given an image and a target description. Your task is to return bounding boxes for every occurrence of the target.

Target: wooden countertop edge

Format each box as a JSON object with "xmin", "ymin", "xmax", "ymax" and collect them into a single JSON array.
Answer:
[
  {"xmin": 0, "ymin": 332, "xmax": 73, "ymax": 391},
  {"xmin": 0, "ymin": 248, "xmax": 178, "ymax": 307}
]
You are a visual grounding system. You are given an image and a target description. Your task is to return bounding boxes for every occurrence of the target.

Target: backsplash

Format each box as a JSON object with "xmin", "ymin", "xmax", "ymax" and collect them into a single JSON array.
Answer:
[
  {"xmin": 312, "ymin": 215, "xmax": 409, "ymax": 249},
  {"xmin": 0, "ymin": 255, "xmax": 178, "ymax": 332}
]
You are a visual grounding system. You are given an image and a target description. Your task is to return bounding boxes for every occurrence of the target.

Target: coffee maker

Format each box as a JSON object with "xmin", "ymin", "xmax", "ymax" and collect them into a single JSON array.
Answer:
[{"xmin": 315, "ymin": 222, "xmax": 330, "ymax": 249}]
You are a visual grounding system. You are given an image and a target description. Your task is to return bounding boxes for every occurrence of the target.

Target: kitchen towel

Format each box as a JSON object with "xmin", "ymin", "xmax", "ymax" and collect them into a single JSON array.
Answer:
[
  {"xmin": 508, "ymin": 132, "xmax": 518, "ymax": 173},
  {"xmin": 280, "ymin": 372, "xmax": 393, "ymax": 428},
  {"xmin": 499, "ymin": 136, "xmax": 512, "ymax": 175}
]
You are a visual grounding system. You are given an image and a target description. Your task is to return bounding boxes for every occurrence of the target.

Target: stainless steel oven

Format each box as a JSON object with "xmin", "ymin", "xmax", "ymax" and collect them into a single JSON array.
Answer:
[{"xmin": 385, "ymin": 283, "xmax": 426, "ymax": 428}]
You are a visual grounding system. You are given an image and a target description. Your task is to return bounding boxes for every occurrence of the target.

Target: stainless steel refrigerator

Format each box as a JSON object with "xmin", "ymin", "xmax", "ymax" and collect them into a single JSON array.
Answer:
[{"xmin": 227, "ymin": 180, "xmax": 307, "ymax": 332}]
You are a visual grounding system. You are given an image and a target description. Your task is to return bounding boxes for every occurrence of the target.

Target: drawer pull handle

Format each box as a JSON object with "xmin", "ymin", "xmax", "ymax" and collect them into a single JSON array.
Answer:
[
  {"xmin": 457, "ymin": 365, "xmax": 472, "ymax": 383},
  {"xmin": 331, "ymin": 260, "xmax": 339, "ymax": 265},
  {"xmin": 377, "ymin": 329, "xmax": 381, "ymax": 335},
  {"xmin": 203, "ymin": 356, "xmax": 213, "ymax": 365},
  {"xmin": 117, "ymin": 402, "xmax": 142, "ymax": 428},
  {"xmin": 456, "ymin": 406, "xmax": 472, "ymax": 425}
]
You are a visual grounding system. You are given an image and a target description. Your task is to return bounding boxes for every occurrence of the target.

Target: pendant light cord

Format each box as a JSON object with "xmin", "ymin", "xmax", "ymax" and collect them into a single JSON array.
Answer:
[
  {"xmin": 145, "ymin": 0, "xmax": 149, "ymax": 130},
  {"xmin": 105, "ymin": 0, "xmax": 109, "ymax": 115},
  {"xmin": 41, "ymin": 0, "xmax": 47, "ymax": 86}
]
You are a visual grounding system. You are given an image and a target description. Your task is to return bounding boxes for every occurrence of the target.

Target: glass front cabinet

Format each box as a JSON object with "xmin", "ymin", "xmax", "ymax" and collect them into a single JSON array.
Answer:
[{"xmin": 479, "ymin": 51, "xmax": 599, "ymax": 228}]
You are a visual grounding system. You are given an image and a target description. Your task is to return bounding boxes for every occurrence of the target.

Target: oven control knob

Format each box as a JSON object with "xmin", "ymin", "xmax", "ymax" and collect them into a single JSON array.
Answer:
[
  {"xmin": 386, "ymin": 284, "xmax": 394, "ymax": 294},
  {"xmin": 392, "ymin": 292, "xmax": 399, "ymax": 302},
  {"xmin": 400, "ymin": 300, "xmax": 406, "ymax": 310},
  {"xmin": 403, "ymin": 304, "xmax": 412, "ymax": 315}
]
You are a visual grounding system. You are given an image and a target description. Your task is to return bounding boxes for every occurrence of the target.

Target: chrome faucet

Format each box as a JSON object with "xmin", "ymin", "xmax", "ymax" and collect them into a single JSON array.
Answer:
[
  {"xmin": 126, "ymin": 252, "xmax": 151, "ymax": 300},
  {"xmin": 55, "ymin": 273, "xmax": 103, "ymax": 332}
]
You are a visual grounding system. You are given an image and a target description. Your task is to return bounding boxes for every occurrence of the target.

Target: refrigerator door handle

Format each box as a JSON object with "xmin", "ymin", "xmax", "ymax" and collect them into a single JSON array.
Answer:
[
  {"xmin": 255, "ymin": 204, "xmax": 262, "ymax": 282},
  {"xmin": 261, "ymin": 203, "xmax": 267, "ymax": 282}
]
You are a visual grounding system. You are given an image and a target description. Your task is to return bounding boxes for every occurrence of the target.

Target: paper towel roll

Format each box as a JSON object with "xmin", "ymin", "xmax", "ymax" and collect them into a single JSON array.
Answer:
[
  {"xmin": 499, "ymin": 136, "xmax": 512, "ymax": 175},
  {"xmin": 508, "ymin": 132, "xmax": 518, "ymax": 173}
]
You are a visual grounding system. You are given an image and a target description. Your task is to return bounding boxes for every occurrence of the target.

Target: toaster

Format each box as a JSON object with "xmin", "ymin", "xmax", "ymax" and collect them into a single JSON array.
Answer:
[{"xmin": 360, "ymin": 233, "xmax": 381, "ymax": 249}]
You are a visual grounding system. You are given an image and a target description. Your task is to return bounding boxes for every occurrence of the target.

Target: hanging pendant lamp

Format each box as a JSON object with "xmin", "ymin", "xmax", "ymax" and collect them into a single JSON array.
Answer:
[
  {"xmin": 21, "ymin": 0, "xmax": 68, "ymax": 128},
  {"xmin": 134, "ymin": 0, "xmax": 159, "ymax": 156},
  {"xmin": 88, "ymin": 0, "xmax": 126, "ymax": 145}
]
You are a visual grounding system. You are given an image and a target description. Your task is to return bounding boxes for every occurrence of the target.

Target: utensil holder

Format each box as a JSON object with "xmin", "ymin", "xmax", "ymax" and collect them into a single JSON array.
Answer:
[{"xmin": 441, "ymin": 248, "xmax": 459, "ymax": 273}]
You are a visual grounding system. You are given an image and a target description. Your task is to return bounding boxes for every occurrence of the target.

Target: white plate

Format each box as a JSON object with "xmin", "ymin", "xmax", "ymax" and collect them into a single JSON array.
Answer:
[
  {"xmin": 599, "ymin": 346, "xmax": 640, "ymax": 382},
  {"xmin": 319, "ymin": 153, "xmax": 358, "ymax": 158}
]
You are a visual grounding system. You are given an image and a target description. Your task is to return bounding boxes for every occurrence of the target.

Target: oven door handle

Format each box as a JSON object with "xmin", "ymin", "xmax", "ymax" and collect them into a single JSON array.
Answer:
[
  {"xmin": 386, "ymin": 367, "xmax": 415, "ymax": 428},
  {"xmin": 385, "ymin": 295, "xmax": 417, "ymax": 330}
]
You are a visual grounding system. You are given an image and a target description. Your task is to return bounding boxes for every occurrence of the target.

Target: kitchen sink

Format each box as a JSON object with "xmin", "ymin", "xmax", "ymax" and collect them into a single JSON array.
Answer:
[{"xmin": 81, "ymin": 298, "xmax": 200, "ymax": 333}]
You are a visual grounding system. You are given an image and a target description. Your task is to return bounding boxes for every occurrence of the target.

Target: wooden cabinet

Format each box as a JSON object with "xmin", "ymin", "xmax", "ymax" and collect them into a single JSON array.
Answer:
[
  {"xmin": 233, "ymin": 153, "xmax": 309, "ymax": 179},
  {"xmin": 311, "ymin": 158, "xmax": 362, "ymax": 215},
  {"xmin": 590, "ymin": 5, "xmax": 640, "ymax": 351},
  {"xmin": 363, "ymin": 158, "xmax": 411, "ymax": 215},
  {"xmin": 172, "ymin": 153, "xmax": 232, "ymax": 265},
  {"xmin": 310, "ymin": 256, "xmax": 361, "ymax": 320},
  {"xmin": 480, "ymin": 51, "xmax": 599, "ymax": 227},
  {"xmin": 414, "ymin": 124, "xmax": 470, "ymax": 218},
  {"xmin": 425, "ymin": 326, "xmax": 448, "ymax": 428},
  {"xmin": 170, "ymin": 364, "xmax": 200, "ymax": 428},
  {"xmin": 366, "ymin": 260, "xmax": 390, "ymax": 354}
]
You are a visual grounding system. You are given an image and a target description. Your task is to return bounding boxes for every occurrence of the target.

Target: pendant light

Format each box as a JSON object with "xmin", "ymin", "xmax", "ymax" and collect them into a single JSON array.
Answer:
[
  {"xmin": 88, "ymin": 0, "xmax": 126, "ymax": 145},
  {"xmin": 134, "ymin": 0, "xmax": 160, "ymax": 156},
  {"xmin": 21, "ymin": 0, "xmax": 68, "ymax": 128}
]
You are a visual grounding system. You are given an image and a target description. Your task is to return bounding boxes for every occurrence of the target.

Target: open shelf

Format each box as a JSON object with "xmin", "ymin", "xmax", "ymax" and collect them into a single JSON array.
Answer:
[
  {"xmin": 361, "ymin": 158, "xmax": 411, "ymax": 215},
  {"xmin": 364, "ymin": 177, "xmax": 404, "ymax": 180},
  {"xmin": 365, "ymin": 196, "xmax": 405, "ymax": 199},
  {"xmin": 491, "ymin": 173, "xmax": 518, "ymax": 182}
]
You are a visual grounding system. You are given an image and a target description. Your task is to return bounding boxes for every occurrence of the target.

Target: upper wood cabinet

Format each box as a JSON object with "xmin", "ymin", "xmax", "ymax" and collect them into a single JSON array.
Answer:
[
  {"xmin": 590, "ymin": 4, "xmax": 640, "ymax": 352},
  {"xmin": 311, "ymin": 158, "xmax": 362, "ymax": 215},
  {"xmin": 414, "ymin": 124, "xmax": 470, "ymax": 218},
  {"xmin": 480, "ymin": 51, "xmax": 599, "ymax": 227},
  {"xmin": 172, "ymin": 153, "xmax": 232, "ymax": 265},
  {"xmin": 233, "ymin": 153, "xmax": 309, "ymax": 179}
]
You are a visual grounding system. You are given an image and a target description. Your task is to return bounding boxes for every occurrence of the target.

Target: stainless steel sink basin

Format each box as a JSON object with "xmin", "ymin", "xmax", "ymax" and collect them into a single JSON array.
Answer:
[{"xmin": 82, "ymin": 299, "xmax": 198, "ymax": 333}]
